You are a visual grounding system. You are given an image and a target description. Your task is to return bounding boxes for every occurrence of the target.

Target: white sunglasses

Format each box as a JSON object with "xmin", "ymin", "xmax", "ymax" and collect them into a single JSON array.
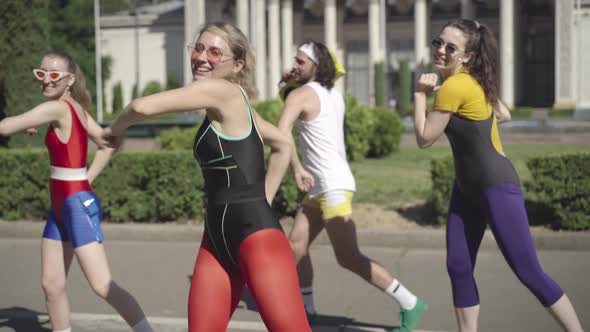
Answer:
[{"xmin": 33, "ymin": 69, "xmax": 72, "ymax": 82}]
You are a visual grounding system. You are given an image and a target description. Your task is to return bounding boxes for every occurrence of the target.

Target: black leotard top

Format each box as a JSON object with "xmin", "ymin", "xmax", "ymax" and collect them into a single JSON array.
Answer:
[
  {"xmin": 434, "ymin": 67, "xmax": 519, "ymax": 199},
  {"xmin": 193, "ymin": 87, "xmax": 282, "ymax": 269}
]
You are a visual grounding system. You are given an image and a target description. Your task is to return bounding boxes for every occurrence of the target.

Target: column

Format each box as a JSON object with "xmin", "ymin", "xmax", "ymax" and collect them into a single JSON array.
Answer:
[
  {"xmin": 369, "ymin": 0, "xmax": 381, "ymax": 105},
  {"xmin": 500, "ymin": 0, "xmax": 515, "ymax": 108},
  {"xmin": 184, "ymin": 0, "xmax": 206, "ymax": 86},
  {"xmin": 414, "ymin": 0, "xmax": 428, "ymax": 67},
  {"xmin": 324, "ymin": 0, "xmax": 337, "ymax": 50},
  {"xmin": 254, "ymin": 0, "xmax": 267, "ymax": 100},
  {"xmin": 554, "ymin": 0, "xmax": 575, "ymax": 108},
  {"xmin": 268, "ymin": 0, "xmax": 281, "ymax": 98},
  {"xmin": 236, "ymin": 0, "xmax": 249, "ymax": 39},
  {"xmin": 281, "ymin": 0, "xmax": 294, "ymax": 71}
]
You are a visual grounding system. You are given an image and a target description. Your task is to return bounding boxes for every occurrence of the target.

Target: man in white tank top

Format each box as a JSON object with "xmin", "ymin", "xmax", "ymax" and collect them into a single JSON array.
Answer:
[{"xmin": 277, "ymin": 41, "xmax": 427, "ymax": 331}]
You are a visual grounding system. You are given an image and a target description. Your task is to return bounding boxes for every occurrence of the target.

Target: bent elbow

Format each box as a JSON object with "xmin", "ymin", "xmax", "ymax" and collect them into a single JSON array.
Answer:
[{"xmin": 416, "ymin": 137, "xmax": 434, "ymax": 149}]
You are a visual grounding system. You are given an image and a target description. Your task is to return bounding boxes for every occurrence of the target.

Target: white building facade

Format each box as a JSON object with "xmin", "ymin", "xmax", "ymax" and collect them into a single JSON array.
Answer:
[{"xmin": 99, "ymin": 0, "xmax": 590, "ymax": 116}]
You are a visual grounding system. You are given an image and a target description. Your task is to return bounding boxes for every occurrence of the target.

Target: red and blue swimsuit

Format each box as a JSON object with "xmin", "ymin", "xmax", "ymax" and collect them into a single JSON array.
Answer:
[{"xmin": 42, "ymin": 100, "xmax": 104, "ymax": 248}]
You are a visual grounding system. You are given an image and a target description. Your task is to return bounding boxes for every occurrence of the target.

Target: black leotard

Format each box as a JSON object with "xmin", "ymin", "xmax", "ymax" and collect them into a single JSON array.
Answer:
[
  {"xmin": 193, "ymin": 89, "xmax": 282, "ymax": 270},
  {"xmin": 445, "ymin": 113, "xmax": 519, "ymax": 199}
]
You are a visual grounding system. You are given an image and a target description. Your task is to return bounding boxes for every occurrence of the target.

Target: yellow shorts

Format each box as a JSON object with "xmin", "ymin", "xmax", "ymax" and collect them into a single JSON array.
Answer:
[{"xmin": 302, "ymin": 190, "xmax": 354, "ymax": 220}]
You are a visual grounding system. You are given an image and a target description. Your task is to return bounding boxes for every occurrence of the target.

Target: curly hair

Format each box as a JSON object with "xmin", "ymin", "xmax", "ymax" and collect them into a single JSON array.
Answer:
[
  {"xmin": 444, "ymin": 19, "xmax": 499, "ymax": 107},
  {"xmin": 302, "ymin": 40, "xmax": 336, "ymax": 90}
]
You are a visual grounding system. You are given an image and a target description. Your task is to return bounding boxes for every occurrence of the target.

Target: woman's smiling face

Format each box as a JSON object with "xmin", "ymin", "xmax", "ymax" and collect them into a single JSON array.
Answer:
[
  {"xmin": 190, "ymin": 30, "xmax": 240, "ymax": 81},
  {"xmin": 432, "ymin": 26, "xmax": 470, "ymax": 76}
]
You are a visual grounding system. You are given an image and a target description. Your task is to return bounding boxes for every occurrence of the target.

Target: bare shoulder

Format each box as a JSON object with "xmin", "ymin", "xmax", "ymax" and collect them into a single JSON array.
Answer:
[
  {"xmin": 285, "ymin": 85, "xmax": 316, "ymax": 105},
  {"xmin": 38, "ymin": 100, "xmax": 70, "ymax": 117}
]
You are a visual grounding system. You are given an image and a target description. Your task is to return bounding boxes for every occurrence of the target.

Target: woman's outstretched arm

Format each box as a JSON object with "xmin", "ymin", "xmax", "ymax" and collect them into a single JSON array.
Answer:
[
  {"xmin": 0, "ymin": 101, "xmax": 66, "ymax": 136},
  {"xmin": 107, "ymin": 79, "xmax": 232, "ymax": 136}
]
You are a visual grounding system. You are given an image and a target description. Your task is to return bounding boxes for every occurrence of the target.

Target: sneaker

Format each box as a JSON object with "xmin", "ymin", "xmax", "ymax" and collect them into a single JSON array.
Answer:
[
  {"xmin": 305, "ymin": 310, "xmax": 318, "ymax": 325},
  {"xmin": 390, "ymin": 298, "xmax": 428, "ymax": 332}
]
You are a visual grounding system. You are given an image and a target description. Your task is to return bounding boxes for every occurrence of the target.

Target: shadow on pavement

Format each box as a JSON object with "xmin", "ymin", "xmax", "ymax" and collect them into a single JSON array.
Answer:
[
  {"xmin": 311, "ymin": 314, "xmax": 395, "ymax": 332},
  {"xmin": 0, "ymin": 307, "xmax": 50, "ymax": 332},
  {"xmin": 236, "ymin": 290, "xmax": 395, "ymax": 331},
  {"xmin": 311, "ymin": 313, "xmax": 394, "ymax": 331}
]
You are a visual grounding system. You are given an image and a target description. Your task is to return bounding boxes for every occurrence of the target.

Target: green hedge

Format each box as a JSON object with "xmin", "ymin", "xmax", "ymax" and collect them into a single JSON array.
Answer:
[
  {"xmin": 429, "ymin": 153, "xmax": 590, "ymax": 230},
  {"xmin": 157, "ymin": 126, "xmax": 200, "ymax": 150},
  {"xmin": 510, "ymin": 106, "xmax": 533, "ymax": 119},
  {"xmin": 0, "ymin": 150, "xmax": 51, "ymax": 220},
  {"xmin": 548, "ymin": 108, "xmax": 574, "ymax": 118},
  {"xmin": 525, "ymin": 153, "xmax": 590, "ymax": 230},
  {"xmin": 0, "ymin": 150, "xmax": 204, "ymax": 223}
]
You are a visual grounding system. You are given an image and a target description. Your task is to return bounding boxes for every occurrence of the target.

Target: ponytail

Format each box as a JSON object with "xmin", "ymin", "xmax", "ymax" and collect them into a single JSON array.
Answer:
[{"xmin": 445, "ymin": 20, "xmax": 499, "ymax": 107}]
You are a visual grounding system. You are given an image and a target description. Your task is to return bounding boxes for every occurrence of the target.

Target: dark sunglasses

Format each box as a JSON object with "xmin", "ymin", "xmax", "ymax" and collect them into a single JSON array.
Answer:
[{"xmin": 431, "ymin": 38, "xmax": 461, "ymax": 56}]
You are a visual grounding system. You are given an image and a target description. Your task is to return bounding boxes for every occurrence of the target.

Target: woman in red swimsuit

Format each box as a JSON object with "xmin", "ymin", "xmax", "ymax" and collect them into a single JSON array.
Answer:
[{"xmin": 0, "ymin": 51, "xmax": 153, "ymax": 332}]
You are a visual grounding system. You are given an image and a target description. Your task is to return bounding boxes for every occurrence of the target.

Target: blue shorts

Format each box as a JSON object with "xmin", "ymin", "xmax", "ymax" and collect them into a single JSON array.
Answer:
[{"xmin": 42, "ymin": 191, "xmax": 105, "ymax": 248}]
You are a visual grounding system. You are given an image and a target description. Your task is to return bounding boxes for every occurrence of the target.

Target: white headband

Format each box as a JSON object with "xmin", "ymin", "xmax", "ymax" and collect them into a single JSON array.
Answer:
[{"xmin": 298, "ymin": 43, "xmax": 318, "ymax": 64}]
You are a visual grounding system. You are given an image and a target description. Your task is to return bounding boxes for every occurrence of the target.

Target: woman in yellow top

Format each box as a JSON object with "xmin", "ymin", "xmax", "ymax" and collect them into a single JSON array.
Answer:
[{"xmin": 413, "ymin": 19, "xmax": 583, "ymax": 332}]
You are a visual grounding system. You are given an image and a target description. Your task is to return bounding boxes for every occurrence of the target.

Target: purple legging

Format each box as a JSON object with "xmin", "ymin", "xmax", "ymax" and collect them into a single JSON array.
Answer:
[{"xmin": 446, "ymin": 182, "xmax": 564, "ymax": 308}]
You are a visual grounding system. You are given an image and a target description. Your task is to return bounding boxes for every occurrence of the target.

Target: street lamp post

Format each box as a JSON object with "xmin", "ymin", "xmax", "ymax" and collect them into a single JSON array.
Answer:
[{"xmin": 94, "ymin": 0, "xmax": 103, "ymax": 123}]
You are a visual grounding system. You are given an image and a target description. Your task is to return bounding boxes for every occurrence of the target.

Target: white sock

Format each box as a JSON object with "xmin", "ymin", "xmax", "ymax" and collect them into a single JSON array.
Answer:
[
  {"xmin": 385, "ymin": 279, "xmax": 418, "ymax": 310},
  {"xmin": 132, "ymin": 318, "xmax": 154, "ymax": 332},
  {"xmin": 53, "ymin": 328, "xmax": 71, "ymax": 332},
  {"xmin": 301, "ymin": 287, "xmax": 316, "ymax": 314}
]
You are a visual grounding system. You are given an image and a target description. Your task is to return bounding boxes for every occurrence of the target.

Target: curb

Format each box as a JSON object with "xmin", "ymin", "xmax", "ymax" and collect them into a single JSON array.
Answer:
[{"xmin": 1, "ymin": 220, "xmax": 589, "ymax": 251}]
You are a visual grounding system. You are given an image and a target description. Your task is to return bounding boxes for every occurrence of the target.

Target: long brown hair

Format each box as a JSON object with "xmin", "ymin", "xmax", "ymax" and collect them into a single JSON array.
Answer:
[
  {"xmin": 301, "ymin": 40, "xmax": 336, "ymax": 89},
  {"xmin": 444, "ymin": 19, "xmax": 499, "ymax": 107},
  {"xmin": 43, "ymin": 51, "xmax": 92, "ymax": 111},
  {"xmin": 198, "ymin": 22, "xmax": 257, "ymax": 99}
]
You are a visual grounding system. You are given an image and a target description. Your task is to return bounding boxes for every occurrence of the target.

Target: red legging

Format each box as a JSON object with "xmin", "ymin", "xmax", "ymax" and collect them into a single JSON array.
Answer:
[{"xmin": 188, "ymin": 228, "xmax": 312, "ymax": 332}]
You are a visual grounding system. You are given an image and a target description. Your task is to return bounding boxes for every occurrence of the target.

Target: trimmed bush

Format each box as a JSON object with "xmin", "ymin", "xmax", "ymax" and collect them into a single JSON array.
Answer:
[
  {"xmin": 525, "ymin": 153, "xmax": 590, "ymax": 230},
  {"xmin": 157, "ymin": 126, "xmax": 200, "ymax": 150},
  {"xmin": 368, "ymin": 107, "xmax": 402, "ymax": 158},
  {"xmin": 142, "ymin": 81, "xmax": 163, "ymax": 97},
  {"xmin": 0, "ymin": 150, "xmax": 205, "ymax": 223},
  {"xmin": 548, "ymin": 108, "xmax": 574, "ymax": 118},
  {"xmin": 344, "ymin": 93, "xmax": 374, "ymax": 161},
  {"xmin": 428, "ymin": 156, "xmax": 454, "ymax": 224},
  {"xmin": 251, "ymin": 99, "xmax": 283, "ymax": 125},
  {"xmin": 112, "ymin": 81, "xmax": 123, "ymax": 114},
  {"xmin": 166, "ymin": 72, "xmax": 181, "ymax": 90},
  {"xmin": 510, "ymin": 106, "xmax": 533, "ymax": 119}
]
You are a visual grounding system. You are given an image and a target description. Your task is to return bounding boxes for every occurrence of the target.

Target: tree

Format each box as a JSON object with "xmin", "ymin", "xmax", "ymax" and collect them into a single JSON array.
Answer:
[
  {"xmin": 48, "ymin": 0, "xmax": 98, "ymax": 115},
  {"xmin": 0, "ymin": 1, "xmax": 51, "ymax": 146}
]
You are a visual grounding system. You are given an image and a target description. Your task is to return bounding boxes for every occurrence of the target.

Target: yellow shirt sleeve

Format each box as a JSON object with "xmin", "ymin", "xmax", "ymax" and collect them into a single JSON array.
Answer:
[{"xmin": 433, "ymin": 75, "xmax": 465, "ymax": 113}]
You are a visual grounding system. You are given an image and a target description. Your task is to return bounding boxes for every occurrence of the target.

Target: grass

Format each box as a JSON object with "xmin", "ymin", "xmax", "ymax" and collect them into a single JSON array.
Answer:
[{"xmin": 351, "ymin": 144, "xmax": 590, "ymax": 209}]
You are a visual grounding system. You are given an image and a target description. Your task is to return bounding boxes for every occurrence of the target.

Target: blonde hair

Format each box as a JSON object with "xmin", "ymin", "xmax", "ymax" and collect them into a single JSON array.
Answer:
[
  {"xmin": 198, "ymin": 22, "xmax": 257, "ymax": 99},
  {"xmin": 43, "ymin": 51, "xmax": 92, "ymax": 111}
]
